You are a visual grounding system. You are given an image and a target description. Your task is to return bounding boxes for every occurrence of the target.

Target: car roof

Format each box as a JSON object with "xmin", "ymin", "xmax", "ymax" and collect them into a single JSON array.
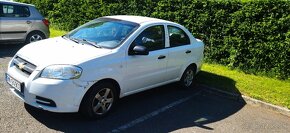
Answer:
[
  {"xmin": 104, "ymin": 15, "xmax": 172, "ymax": 25},
  {"xmin": 0, "ymin": 0, "xmax": 34, "ymax": 7}
]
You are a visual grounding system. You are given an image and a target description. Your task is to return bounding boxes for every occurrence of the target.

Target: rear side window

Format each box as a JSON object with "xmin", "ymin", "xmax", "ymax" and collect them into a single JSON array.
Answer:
[
  {"xmin": 133, "ymin": 25, "xmax": 165, "ymax": 51},
  {"xmin": 168, "ymin": 26, "xmax": 190, "ymax": 47},
  {"xmin": 0, "ymin": 4, "xmax": 30, "ymax": 17}
]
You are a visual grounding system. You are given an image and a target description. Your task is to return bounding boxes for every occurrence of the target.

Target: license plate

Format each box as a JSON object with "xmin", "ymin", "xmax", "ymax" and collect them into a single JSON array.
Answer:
[{"xmin": 6, "ymin": 74, "xmax": 22, "ymax": 92}]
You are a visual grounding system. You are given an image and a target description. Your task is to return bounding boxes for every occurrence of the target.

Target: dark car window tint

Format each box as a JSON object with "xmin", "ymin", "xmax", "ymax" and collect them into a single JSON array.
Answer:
[
  {"xmin": 168, "ymin": 26, "xmax": 190, "ymax": 47},
  {"xmin": 1, "ymin": 4, "xmax": 30, "ymax": 17},
  {"xmin": 133, "ymin": 25, "xmax": 165, "ymax": 51}
]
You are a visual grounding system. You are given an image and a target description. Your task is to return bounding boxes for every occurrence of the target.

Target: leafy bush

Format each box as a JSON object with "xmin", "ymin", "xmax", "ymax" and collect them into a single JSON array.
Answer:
[{"xmin": 17, "ymin": 0, "xmax": 290, "ymax": 79}]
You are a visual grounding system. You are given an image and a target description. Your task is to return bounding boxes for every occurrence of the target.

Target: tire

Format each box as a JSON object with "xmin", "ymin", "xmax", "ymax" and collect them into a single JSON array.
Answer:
[
  {"xmin": 25, "ymin": 31, "xmax": 46, "ymax": 44},
  {"xmin": 179, "ymin": 66, "xmax": 197, "ymax": 89},
  {"xmin": 79, "ymin": 82, "xmax": 118, "ymax": 119}
]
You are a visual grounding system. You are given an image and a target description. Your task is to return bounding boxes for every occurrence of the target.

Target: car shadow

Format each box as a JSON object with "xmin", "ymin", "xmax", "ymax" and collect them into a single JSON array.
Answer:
[
  {"xmin": 0, "ymin": 43, "xmax": 25, "ymax": 58},
  {"xmin": 197, "ymin": 71, "xmax": 242, "ymax": 96},
  {"xmin": 25, "ymin": 72, "xmax": 245, "ymax": 133}
]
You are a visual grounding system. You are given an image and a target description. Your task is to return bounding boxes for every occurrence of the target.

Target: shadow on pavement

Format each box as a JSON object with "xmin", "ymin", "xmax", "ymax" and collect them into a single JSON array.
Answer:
[
  {"xmin": 0, "ymin": 43, "xmax": 25, "ymax": 58},
  {"xmin": 197, "ymin": 71, "xmax": 242, "ymax": 95},
  {"xmin": 25, "ymin": 72, "xmax": 246, "ymax": 133}
]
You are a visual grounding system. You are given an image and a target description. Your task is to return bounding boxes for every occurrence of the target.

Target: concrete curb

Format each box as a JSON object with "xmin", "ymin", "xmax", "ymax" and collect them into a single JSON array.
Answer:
[{"xmin": 200, "ymin": 84, "xmax": 290, "ymax": 117}]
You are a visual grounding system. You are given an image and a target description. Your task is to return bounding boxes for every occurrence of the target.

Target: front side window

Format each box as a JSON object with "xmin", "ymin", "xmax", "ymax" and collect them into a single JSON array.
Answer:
[
  {"xmin": 133, "ymin": 25, "xmax": 165, "ymax": 51},
  {"xmin": 168, "ymin": 26, "xmax": 190, "ymax": 47},
  {"xmin": 0, "ymin": 4, "xmax": 30, "ymax": 17},
  {"xmin": 67, "ymin": 18, "xmax": 139, "ymax": 49}
]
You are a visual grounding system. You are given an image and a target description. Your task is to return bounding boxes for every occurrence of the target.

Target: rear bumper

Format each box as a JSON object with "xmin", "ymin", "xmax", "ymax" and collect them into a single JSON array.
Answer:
[{"xmin": 43, "ymin": 27, "xmax": 50, "ymax": 39}]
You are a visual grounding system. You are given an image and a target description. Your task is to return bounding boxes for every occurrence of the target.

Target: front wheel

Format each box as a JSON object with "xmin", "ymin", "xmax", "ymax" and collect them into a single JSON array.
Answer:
[
  {"xmin": 179, "ymin": 66, "xmax": 196, "ymax": 89},
  {"xmin": 80, "ymin": 82, "xmax": 117, "ymax": 119}
]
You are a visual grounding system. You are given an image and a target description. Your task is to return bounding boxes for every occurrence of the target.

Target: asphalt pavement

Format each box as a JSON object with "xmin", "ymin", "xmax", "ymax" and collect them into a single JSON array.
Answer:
[{"xmin": 0, "ymin": 44, "xmax": 289, "ymax": 133}]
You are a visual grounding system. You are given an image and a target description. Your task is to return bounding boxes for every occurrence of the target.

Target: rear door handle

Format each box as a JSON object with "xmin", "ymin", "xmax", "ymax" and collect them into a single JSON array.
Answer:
[
  {"xmin": 26, "ymin": 21, "xmax": 32, "ymax": 24},
  {"xmin": 185, "ymin": 50, "xmax": 191, "ymax": 54},
  {"xmin": 158, "ymin": 55, "xmax": 166, "ymax": 59}
]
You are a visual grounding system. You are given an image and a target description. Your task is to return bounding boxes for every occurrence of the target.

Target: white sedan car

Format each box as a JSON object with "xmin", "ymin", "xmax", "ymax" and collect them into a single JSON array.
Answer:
[{"xmin": 6, "ymin": 15, "xmax": 204, "ymax": 119}]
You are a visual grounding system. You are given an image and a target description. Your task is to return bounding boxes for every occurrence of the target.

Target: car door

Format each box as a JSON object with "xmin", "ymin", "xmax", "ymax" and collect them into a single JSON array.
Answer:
[
  {"xmin": 124, "ymin": 25, "xmax": 169, "ymax": 93},
  {"xmin": 0, "ymin": 3, "xmax": 31, "ymax": 41},
  {"xmin": 166, "ymin": 25, "xmax": 193, "ymax": 80}
]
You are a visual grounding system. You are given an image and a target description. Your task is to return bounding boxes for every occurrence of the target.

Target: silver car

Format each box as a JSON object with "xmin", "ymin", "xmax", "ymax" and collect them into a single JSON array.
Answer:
[{"xmin": 0, "ymin": 1, "xmax": 49, "ymax": 44}]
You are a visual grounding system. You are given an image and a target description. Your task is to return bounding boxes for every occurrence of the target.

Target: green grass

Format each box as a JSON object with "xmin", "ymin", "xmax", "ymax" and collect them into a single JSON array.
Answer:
[
  {"xmin": 198, "ymin": 63, "xmax": 290, "ymax": 109},
  {"xmin": 50, "ymin": 28, "xmax": 67, "ymax": 38},
  {"xmin": 49, "ymin": 28, "xmax": 290, "ymax": 109}
]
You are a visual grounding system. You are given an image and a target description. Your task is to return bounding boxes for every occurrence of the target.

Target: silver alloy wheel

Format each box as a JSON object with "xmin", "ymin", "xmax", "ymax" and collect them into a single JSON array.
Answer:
[
  {"xmin": 92, "ymin": 88, "xmax": 114, "ymax": 115},
  {"xmin": 29, "ymin": 34, "xmax": 43, "ymax": 43},
  {"xmin": 184, "ymin": 69, "xmax": 194, "ymax": 87}
]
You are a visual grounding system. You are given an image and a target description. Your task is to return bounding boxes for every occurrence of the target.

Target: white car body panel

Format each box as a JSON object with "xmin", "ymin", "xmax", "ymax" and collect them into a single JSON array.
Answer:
[
  {"xmin": 123, "ymin": 49, "xmax": 169, "ymax": 95},
  {"xmin": 6, "ymin": 15, "xmax": 204, "ymax": 113},
  {"xmin": 16, "ymin": 37, "xmax": 112, "ymax": 70}
]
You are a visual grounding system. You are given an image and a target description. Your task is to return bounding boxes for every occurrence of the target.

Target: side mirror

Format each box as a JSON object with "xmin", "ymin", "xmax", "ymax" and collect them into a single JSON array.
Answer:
[{"xmin": 130, "ymin": 45, "xmax": 149, "ymax": 55}]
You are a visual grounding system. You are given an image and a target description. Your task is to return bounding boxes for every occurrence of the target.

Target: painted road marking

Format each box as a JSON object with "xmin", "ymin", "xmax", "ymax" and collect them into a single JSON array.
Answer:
[{"xmin": 111, "ymin": 91, "xmax": 202, "ymax": 133}]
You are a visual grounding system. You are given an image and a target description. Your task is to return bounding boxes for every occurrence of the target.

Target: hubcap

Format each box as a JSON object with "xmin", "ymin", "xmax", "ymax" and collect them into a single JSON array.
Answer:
[
  {"xmin": 92, "ymin": 88, "xmax": 114, "ymax": 115},
  {"xmin": 29, "ymin": 34, "xmax": 43, "ymax": 43},
  {"xmin": 184, "ymin": 69, "xmax": 194, "ymax": 87}
]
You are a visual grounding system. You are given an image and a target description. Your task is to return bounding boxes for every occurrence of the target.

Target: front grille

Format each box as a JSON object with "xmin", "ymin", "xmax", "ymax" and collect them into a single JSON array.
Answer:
[{"xmin": 13, "ymin": 56, "xmax": 36, "ymax": 75}]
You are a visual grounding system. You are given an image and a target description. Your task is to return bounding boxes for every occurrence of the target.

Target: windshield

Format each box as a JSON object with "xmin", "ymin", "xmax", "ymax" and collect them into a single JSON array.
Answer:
[{"xmin": 66, "ymin": 18, "xmax": 139, "ymax": 49}]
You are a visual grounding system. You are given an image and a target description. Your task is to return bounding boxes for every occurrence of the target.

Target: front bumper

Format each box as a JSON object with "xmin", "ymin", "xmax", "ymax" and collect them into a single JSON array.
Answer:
[{"xmin": 6, "ymin": 65, "xmax": 87, "ymax": 113}]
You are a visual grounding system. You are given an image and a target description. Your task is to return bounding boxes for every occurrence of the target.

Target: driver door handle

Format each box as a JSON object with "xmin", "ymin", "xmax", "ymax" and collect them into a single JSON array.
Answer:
[{"xmin": 158, "ymin": 55, "xmax": 166, "ymax": 59}]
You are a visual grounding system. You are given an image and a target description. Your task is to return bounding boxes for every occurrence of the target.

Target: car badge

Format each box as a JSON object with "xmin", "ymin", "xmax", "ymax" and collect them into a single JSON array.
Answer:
[{"xmin": 18, "ymin": 62, "xmax": 26, "ymax": 70}]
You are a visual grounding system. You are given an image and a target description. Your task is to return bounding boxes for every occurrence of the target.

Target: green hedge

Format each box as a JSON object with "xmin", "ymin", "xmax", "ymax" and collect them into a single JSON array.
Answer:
[{"xmin": 17, "ymin": 0, "xmax": 290, "ymax": 79}]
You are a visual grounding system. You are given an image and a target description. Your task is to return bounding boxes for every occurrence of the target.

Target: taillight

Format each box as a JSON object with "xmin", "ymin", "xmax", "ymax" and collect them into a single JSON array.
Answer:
[{"xmin": 42, "ymin": 19, "xmax": 50, "ymax": 27}]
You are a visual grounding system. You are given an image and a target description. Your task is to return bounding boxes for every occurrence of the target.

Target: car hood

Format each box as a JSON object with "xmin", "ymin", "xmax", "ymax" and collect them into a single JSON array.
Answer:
[{"xmin": 16, "ymin": 37, "xmax": 112, "ymax": 70}]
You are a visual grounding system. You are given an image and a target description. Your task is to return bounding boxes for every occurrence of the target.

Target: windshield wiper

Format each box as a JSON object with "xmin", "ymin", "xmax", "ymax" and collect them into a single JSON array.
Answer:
[
  {"xmin": 81, "ymin": 39, "xmax": 102, "ymax": 48},
  {"xmin": 64, "ymin": 36, "xmax": 102, "ymax": 48},
  {"xmin": 70, "ymin": 38, "xmax": 81, "ymax": 44},
  {"xmin": 63, "ymin": 36, "xmax": 80, "ymax": 44}
]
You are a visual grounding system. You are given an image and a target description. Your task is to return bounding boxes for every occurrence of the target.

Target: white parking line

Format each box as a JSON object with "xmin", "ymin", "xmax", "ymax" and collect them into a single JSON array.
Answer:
[{"xmin": 110, "ymin": 91, "xmax": 202, "ymax": 133}]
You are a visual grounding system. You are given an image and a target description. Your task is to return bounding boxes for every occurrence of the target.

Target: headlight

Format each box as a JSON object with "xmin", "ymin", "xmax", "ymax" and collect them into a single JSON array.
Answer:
[{"xmin": 40, "ymin": 65, "xmax": 82, "ymax": 80}]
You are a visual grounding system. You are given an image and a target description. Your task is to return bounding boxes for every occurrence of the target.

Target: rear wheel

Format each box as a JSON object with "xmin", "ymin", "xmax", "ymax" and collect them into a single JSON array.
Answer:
[
  {"xmin": 179, "ymin": 66, "xmax": 196, "ymax": 89},
  {"xmin": 80, "ymin": 82, "xmax": 117, "ymax": 119},
  {"xmin": 25, "ymin": 31, "xmax": 45, "ymax": 44}
]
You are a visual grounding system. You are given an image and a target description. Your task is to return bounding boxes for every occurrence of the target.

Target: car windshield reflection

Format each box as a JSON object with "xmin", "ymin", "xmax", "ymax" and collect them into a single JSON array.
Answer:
[{"xmin": 67, "ymin": 18, "xmax": 139, "ymax": 49}]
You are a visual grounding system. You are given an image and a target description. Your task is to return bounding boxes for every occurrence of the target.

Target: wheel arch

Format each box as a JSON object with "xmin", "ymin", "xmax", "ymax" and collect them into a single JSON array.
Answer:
[
  {"xmin": 179, "ymin": 63, "xmax": 198, "ymax": 80},
  {"xmin": 187, "ymin": 63, "xmax": 197, "ymax": 74},
  {"xmin": 79, "ymin": 78, "xmax": 121, "ymax": 111},
  {"xmin": 95, "ymin": 78, "xmax": 121, "ymax": 98},
  {"xmin": 26, "ymin": 30, "xmax": 46, "ymax": 39}
]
